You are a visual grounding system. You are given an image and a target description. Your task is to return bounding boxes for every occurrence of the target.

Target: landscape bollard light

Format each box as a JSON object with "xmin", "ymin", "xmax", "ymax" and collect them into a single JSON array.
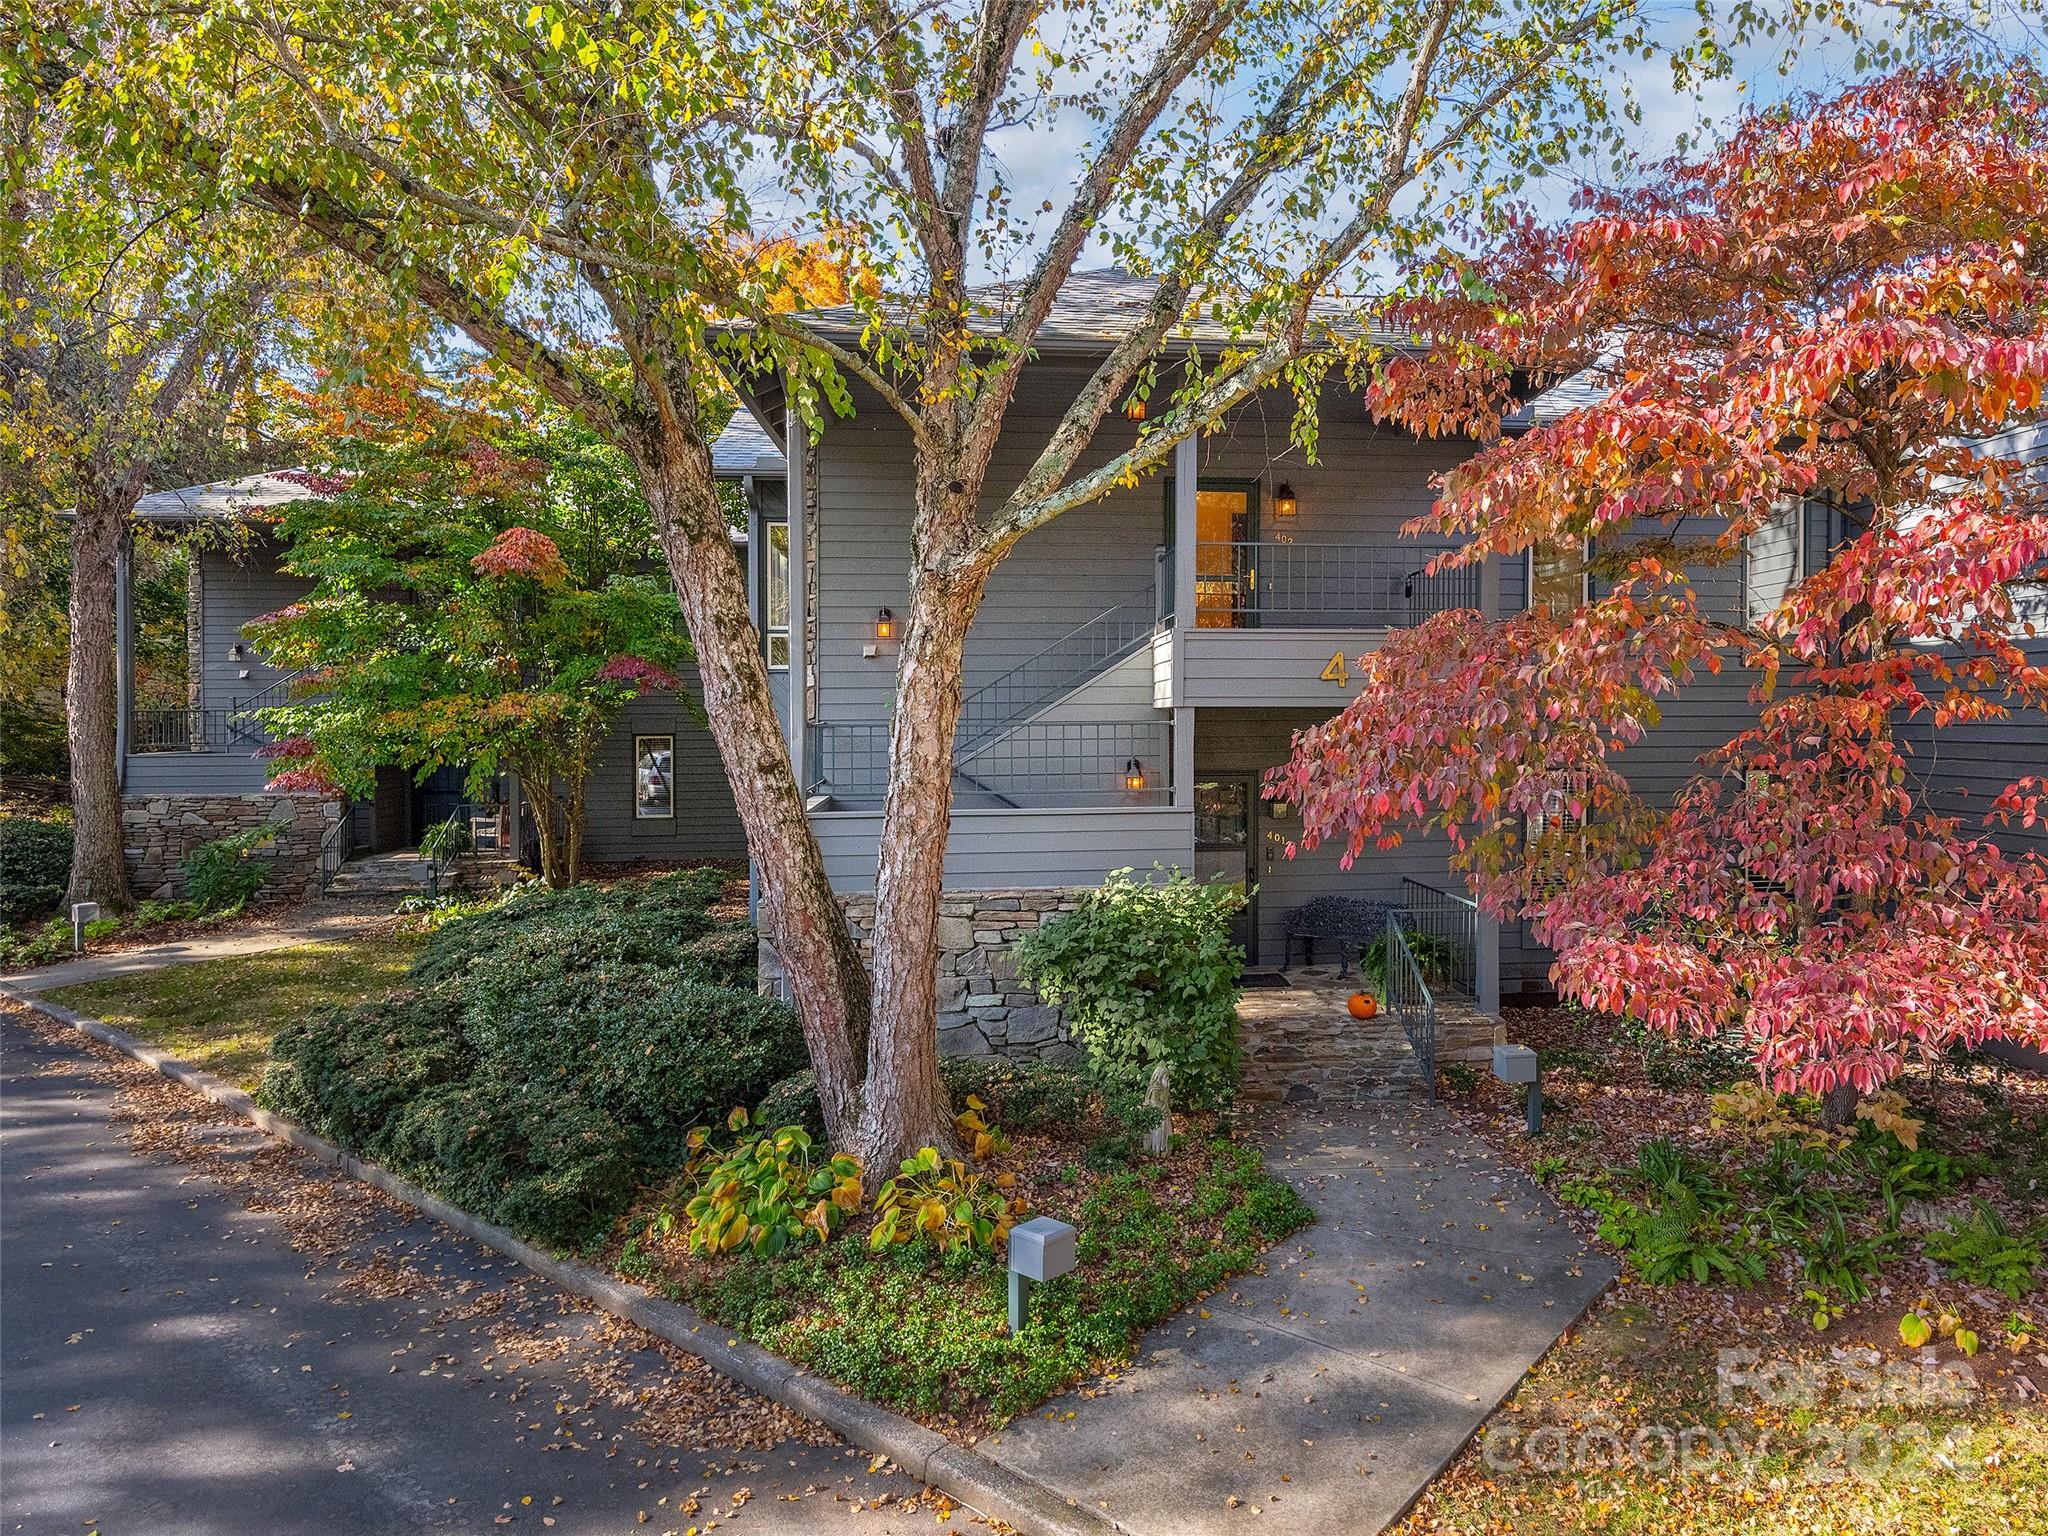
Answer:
[
  {"xmin": 1493, "ymin": 1043, "xmax": 1541, "ymax": 1135},
  {"xmin": 1007, "ymin": 1216, "xmax": 1077, "ymax": 1335},
  {"xmin": 70, "ymin": 902, "xmax": 100, "ymax": 956}
]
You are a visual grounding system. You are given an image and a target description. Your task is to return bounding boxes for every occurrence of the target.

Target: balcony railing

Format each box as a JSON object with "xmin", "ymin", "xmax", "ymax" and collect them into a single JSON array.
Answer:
[
  {"xmin": 1397, "ymin": 876, "xmax": 1479, "ymax": 1000},
  {"xmin": 1193, "ymin": 541, "xmax": 1478, "ymax": 629},
  {"xmin": 809, "ymin": 719, "xmax": 1172, "ymax": 809},
  {"xmin": 130, "ymin": 707, "xmax": 248, "ymax": 754}
]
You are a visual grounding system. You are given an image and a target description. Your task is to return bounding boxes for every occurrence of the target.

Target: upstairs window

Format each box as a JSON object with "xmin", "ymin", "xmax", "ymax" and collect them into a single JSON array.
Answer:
[{"xmin": 762, "ymin": 520, "xmax": 789, "ymax": 668}]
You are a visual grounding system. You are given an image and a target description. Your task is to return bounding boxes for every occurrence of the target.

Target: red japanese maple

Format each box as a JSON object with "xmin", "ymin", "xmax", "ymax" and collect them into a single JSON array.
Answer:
[{"xmin": 1274, "ymin": 70, "xmax": 2048, "ymax": 1106}]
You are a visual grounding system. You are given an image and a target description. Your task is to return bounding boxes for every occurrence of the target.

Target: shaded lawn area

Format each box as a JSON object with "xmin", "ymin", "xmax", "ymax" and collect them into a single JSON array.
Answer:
[
  {"xmin": 1396, "ymin": 1004, "xmax": 2048, "ymax": 1536},
  {"xmin": 48, "ymin": 932, "xmax": 422, "ymax": 1090}
]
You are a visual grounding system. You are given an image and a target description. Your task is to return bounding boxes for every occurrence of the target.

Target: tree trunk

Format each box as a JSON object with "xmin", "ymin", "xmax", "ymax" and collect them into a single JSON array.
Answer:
[
  {"xmin": 858, "ymin": 564, "xmax": 986, "ymax": 1171},
  {"xmin": 1820, "ymin": 1081, "xmax": 1860, "ymax": 1130},
  {"xmin": 526, "ymin": 772, "xmax": 568, "ymax": 889},
  {"xmin": 65, "ymin": 491, "xmax": 131, "ymax": 912},
  {"xmin": 633, "ymin": 443, "xmax": 873, "ymax": 1153}
]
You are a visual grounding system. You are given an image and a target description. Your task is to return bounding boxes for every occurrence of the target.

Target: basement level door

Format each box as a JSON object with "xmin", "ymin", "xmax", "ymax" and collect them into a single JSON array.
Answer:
[{"xmin": 1194, "ymin": 776, "xmax": 1257, "ymax": 962}]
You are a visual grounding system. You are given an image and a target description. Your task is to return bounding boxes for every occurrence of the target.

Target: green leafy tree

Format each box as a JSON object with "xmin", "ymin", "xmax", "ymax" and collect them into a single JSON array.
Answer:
[{"xmin": 250, "ymin": 384, "xmax": 695, "ymax": 888}]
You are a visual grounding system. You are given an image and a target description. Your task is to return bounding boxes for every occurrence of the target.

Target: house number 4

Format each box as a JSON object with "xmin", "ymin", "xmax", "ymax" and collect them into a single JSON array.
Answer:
[{"xmin": 1319, "ymin": 651, "xmax": 1350, "ymax": 687}]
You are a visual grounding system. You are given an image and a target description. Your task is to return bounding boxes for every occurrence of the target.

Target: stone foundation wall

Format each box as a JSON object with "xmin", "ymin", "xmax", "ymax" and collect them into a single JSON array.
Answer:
[
  {"xmin": 123, "ymin": 793, "xmax": 341, "ymax": 904},
  {"xmin": 760, "ymin": 887, "xmax": 1087, "ymax": 1060}
]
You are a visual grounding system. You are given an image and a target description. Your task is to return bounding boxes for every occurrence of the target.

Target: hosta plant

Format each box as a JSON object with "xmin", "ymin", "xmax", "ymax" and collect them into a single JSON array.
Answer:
[
  {"xmin": 869, "ymin": 1147, "xmax": 1022, "ymax": 1254},
  {"xmin": 677, "ymin": 1109, "xmax": 864, "ymax": 1257}
]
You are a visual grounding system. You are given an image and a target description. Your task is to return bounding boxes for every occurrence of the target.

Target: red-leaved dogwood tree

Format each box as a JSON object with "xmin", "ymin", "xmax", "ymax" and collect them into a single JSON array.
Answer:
[{"xmin": 1271, "ymin": 70, "xmax": 2048, "ymax": 1115}]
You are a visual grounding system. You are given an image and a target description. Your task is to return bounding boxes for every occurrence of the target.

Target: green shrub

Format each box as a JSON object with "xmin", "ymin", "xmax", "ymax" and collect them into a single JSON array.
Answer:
[
  {"xmin": 755, "ymin": 1057, "xmax": 1094, "ymax": 1145},
  {"xmin": 180, "ymin": 822, "xmax": 281, "ymax": 913},
  {"xmin": 0, "ymin": 816, "xmax": 72, "ymax": 924},
  {"xmin": 417, "ymin": 817, "xmax": 472, "ymax": 865},
  {"xmin": 409, "ymin": 866, "xmax": 731, "ymax": 985},
  {"xmin": 1015, "ymin": 867, "xmax": 1243, "ymax": 1109},
  {"xmin": 1363, "ymin": 927, "xmax": 1457, "ymax": 995},
  {"xmin": 682, "ymin": 1137, "xmax": 1312, "ymax": 1424},
  {"xmin": 257, "ymin": 871, "xmax": 798, "ymax": 1249},
  {"xmin": 673, "ymin": 1112, "xmax": 864, "ymax": 1256},
  {"xmin": 1923, "ymin": 1203, "xmax": 2046, "ymax": 1300}
]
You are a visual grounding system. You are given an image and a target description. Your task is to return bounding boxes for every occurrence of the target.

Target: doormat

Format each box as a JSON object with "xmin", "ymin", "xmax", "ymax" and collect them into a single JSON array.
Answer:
[{"xmin": 1239, "ymin": 972, "xmax": 1291, "ymax": 990}]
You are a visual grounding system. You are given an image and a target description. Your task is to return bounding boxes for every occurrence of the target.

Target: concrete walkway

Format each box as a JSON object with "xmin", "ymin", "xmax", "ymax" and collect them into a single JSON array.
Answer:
[
  {"xmin": 985, "ymin": 1100, "xmax": 1615, "ymax": 1535},
  {"xmin": 1, "ymin": 904, "xmax": 387, "ymax": 994}
]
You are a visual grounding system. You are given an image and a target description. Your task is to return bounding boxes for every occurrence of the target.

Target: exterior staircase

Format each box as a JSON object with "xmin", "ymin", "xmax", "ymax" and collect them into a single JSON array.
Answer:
[{"xmin": 807, "ymin": 580, "xmax": 1170, "ymax": 809}]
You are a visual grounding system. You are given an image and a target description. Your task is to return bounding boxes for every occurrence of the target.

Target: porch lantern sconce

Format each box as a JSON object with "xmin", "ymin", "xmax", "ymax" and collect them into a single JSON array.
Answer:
[
  {"xmin": 1007, "ymin": 1216, "xmax": 1078, "ymax": 1335},
  {"xmin": 1124, "ymin": 757, "xmax": 1147, "ymax": 792},
  {"xmin": 1123, "ymin": 395, "xmax": 1147, "ymax": 422},
  {"xmin": 1274, "ymin": 482, "xmax": 1299, "ymax": 518},
  {"xmin": 873, "ymin": 607, "xmax": 896, "ymax": 641}
]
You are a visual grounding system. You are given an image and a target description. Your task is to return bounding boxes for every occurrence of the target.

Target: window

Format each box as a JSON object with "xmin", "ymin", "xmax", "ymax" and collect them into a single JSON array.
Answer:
[
  {"xmin": 763, "ymin": 520, "xmax": 790, "ymax": 668},
  {"xmin": 634, "ymin": 734, "xmax": 675, "ymax": 819},
  {"xmin": 1529, "ymin": 539, "xmax": 1590, "ymax": 612}
]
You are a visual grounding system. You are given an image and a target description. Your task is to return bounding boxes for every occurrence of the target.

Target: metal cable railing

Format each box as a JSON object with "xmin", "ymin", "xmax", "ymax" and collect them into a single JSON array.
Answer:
[
  {"xmin": 1397, "ymin": 877, "xmax": 1479, "ymax": 999},
  {"xmin": 956, "ymin": 586, "xmax": 1159, "ymax": 753},
  {"xmin": 809, "ymin": 719, "xmax": 1171, "ymax": 809},
  {"xmin": 1193, "ymin": 541, "xmax": 1478, "ymax": 628},
  {"xmin": 1381, "ymin": 913, "xmax": 1438, "ymax": 1099}
]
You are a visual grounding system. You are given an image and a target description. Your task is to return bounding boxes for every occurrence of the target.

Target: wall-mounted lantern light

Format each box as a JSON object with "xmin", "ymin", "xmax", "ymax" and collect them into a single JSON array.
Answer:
[
  {"xmin": 1123, "ymin": 395, "xmax": 1147, "ymax": 422},
  {"xmin": 230, "ymin": 641, "xmax": 245, "ymax": 660},
  {"xmin": 874, "ymin": 607, "xmax": 896, "ymax": 641},
  {"xmin": 1124, "ymin": 757, "xmax": 1147, "ymax": 792},
  {"xmin": 1274, "ymin": 482, "xmax": 1299, "ymax": 518}
]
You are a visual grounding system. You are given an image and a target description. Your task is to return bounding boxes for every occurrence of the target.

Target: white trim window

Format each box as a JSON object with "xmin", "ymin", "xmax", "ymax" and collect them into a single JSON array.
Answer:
[
  {"xmin": 763, "ymin": 520, "xmax": 790, "ymax": 669},
  {"xmin": 634, "ymin": 734, "xmax": 675, "ymax": 819},
  {"xmin": 1528, "ymin": 538, "xmax": 1591, "ymax": 613}
]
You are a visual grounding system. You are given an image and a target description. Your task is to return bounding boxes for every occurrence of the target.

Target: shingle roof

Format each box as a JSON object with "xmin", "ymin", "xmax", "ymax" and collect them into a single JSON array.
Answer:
[
  {"xmin": 789, "ymin": 267, "xmax": 1419, "ymax": 352},
  {"xmin": 711, "ymin": 412, "xmax": 786, "ymax": 476},
  {"xmin": 131, "ymin": 471, "xmax": 320, "ymax": 522}
]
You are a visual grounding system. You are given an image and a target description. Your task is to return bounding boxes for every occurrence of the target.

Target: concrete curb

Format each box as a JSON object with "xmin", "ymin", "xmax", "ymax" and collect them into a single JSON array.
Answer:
[{"xmin": 2, "ymin": 982, "xmax": 1120, "ymax": 1536}]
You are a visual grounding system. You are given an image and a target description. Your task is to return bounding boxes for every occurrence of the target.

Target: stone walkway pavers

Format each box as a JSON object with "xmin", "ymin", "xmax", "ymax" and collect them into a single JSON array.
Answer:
[
  {"xmin": 983, "ymin": 1100, "xmax": 1615, "ymax": 1536},
  {"xmin": 1238, "ymin": 966, "xmax": 1501, "ymax": 1107}
]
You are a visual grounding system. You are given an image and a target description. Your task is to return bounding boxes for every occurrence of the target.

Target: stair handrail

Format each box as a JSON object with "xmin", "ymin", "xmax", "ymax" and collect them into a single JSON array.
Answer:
[
  {"xmin": 956, "ymin": 585, "xmax": 1157, "ymax": 752},
  {"xmin": 1382, "ymin": 912, "xmax": 1439, "ymax": 1100},
  {"xmin": 316, "ymin": 809, "xmax": 355, "ymax": 897}
]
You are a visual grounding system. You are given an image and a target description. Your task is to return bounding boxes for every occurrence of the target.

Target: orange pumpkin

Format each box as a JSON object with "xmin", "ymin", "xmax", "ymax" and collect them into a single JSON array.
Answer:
[{"xmin": 1347, "ymin": 991, "xmax": 1379, "ymax": 1020}]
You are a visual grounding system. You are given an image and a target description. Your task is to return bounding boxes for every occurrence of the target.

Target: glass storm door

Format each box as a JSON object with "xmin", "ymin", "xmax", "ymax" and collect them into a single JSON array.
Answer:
[{"xmin": 1193, "ymin": 776, "xmax": 1256, "ymax": 960}]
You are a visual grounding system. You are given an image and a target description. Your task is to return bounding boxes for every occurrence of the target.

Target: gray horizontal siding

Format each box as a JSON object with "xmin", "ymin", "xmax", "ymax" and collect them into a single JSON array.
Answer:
[
  {"xmin": 812, "ymin": 368, "xmax": 1484, "ymax": 731},
  {"xmin": 1746, "ymin": 500, "xmax": 1801, "ymax": 622},
  {"xmin": 811, "ymin": 806, "xmax": 1193, "ymax": 893},
  {"xmin": 125, "ymin": 751, "xmax": 274, "ymax": 794},
  {"xmin": 1177, "ymin": 629, "xmax": 1392, "ymax": 708},
  {"xmin": 201, "ymin": 539, "xmax": 313, "ymax": 716},
  {"xmin": 578, "ymin": 664, "xmax": 748, "ymax": 863}
]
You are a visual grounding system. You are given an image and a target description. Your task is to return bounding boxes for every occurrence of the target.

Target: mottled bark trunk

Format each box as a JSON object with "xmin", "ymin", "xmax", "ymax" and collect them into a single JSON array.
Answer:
[
  {"xmin": 1820, "ymin": 1082, "xmax": 1860, "ymax": 1130},
  {"xmin": 857, "ymin": 564, "xmax": 988, "ymax": 1171},
  {"xmin": 66, "ymin": 491, "xmax": 130, "ymax": 911},
  {"xmin": 634, "ymin": 444, "xmax": 872, "ymax": 1153},
  {"xmin": 525, "ymin": 771, "xmax": 569, "ymax": 889}
]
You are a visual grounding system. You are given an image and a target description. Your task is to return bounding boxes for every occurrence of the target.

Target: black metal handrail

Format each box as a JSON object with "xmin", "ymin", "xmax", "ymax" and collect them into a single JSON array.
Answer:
[
  {"xmin": 1397, "ymin": 876, "xmax": 1479, "ymax": 1000},
  {"xmin": 1193, "ymin": 540, "xmax": 1478, "ymax": 629},
  {"xmin": 1381, "ymin": 912, "xmax": 1438, "ymax": 1099},
  {"xmin": 956, "ymin": 586, "xmax": 1159, "ymax": 754},
  {"xmin": 316, "ymin": 809, "xmax": 355, "ymax": 897},
  {"xmin": 809, "ymin": 719, "xmax": 1172, "ymax": 810}
]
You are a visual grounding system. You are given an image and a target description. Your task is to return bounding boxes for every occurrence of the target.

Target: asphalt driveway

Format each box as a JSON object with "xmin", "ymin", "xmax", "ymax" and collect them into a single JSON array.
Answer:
[{"xmin": 0, "ymin": 1009, "xmax": 950, "ymax": 1536}]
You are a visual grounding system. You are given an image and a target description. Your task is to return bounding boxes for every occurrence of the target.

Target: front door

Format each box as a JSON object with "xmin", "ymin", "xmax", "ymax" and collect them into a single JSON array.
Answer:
[
  {"xmin": 1166, "ymin": 479, "xmax": 1262, "ymax": 628},
  {"xmin": 1194, "ymin": 776, "xmax": 1257, "ymax": 962}
]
